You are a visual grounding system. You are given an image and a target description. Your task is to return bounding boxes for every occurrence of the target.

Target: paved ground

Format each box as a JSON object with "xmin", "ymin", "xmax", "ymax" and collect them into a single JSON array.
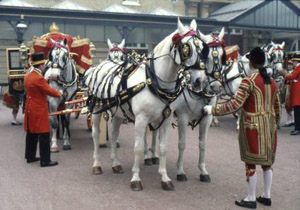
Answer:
[{"xmin": 0, "ymin": 102, "xmax": 299, "ymax": 210}]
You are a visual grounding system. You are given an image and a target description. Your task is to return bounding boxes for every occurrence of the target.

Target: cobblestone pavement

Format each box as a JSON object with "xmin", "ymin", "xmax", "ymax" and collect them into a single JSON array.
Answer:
[{"xmin": 0, "ymin": 102, "xmax": 299, "ymax": 210}]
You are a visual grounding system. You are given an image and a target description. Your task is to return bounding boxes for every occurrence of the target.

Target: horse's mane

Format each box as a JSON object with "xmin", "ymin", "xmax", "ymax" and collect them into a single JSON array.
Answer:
[{"xmin": 153, "ymin": 30, "xmax": 178, "ymax": 54}]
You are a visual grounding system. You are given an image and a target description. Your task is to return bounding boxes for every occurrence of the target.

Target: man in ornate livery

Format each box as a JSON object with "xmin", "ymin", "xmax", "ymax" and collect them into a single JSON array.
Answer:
[
  {"xmin": 282, "ymin": 60, "xmax": 294, "ymax": 127},
  {"xmin": 284, "ymin": 57, "xmax": 300, "ymax": 135},
  {"xmin": 24, "ymin": 52, "xmax": 61, "ymax": 167},
  {"xmin": 204, "ymin": 47, "xmax": 280, "ymax": 209}
]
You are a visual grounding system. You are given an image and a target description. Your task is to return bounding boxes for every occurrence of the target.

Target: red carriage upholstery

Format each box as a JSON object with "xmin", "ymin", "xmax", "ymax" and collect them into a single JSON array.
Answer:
[{"xmin": 224, "ymin": 45, "xmax": 240, "ymax": 62}]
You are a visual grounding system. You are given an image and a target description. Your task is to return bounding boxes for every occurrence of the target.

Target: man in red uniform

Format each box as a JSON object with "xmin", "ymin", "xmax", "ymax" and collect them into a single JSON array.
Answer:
[
  {"xmin": 24, "ymin": 52, "xmax": 61, "ymax": 167},
  {"xmin": 204, "ymin": 47, "xmax": 280, "ymax": 209},
  {"xmin": 285, "ymin": 57, "xmax": 300, "ymax": 135}
]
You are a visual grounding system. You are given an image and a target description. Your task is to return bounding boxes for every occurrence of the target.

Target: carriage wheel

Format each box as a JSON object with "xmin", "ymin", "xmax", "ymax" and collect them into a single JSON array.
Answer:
[{"xmin": 87, "ymin": 113, "xmax": 92, "ymax": 131}]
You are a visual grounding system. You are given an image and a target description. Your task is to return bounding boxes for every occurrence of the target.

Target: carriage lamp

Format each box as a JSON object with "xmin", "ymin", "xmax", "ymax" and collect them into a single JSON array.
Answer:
[
  {"xmin": 19, "ymin": 42, "xmax": 28, "ymax": 68},
  {"xmin": 89, "ymin": 42, "xmax": 96, "ymax": 58}
]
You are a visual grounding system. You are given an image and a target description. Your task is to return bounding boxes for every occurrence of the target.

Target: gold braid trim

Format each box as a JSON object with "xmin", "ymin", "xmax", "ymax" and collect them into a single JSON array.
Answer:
[
  {"xmin": 81, "ymin": 55, "xmax": 93, "ymax": 66},
  {"xmin": 71, "ymin": 38, "xmax": 90, "ymax": 48},
  {"xmin": 32, "ymin": 39, "xmax": 47, "ymax": 47}
]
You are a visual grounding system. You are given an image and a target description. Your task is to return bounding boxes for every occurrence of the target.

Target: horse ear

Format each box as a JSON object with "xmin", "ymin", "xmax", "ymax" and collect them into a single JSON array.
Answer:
[
  {"xmin": 271, "ymin": 41, "xmax": 275, "ymax": 46},
  {"xmin": 190, "ymin": 19, "xmax": 197, "ymax": 31},
  {"xmin": 281, "ymin": 41, "xmax": 285, "ymax": 49},
  {"xmin": 107, "ymin": 39, "xmax": 113, "ymax": 50},
  {"xmin": 63, "ymin": 38, "xmax": 68, "ymax": 46},
  {"xmin": 218, "ymin": 27, "xmax": 225, "ymax": 40},
  {"xmin": 177, "ymin": 17, "xmax": 187, "ymax": 35},
  {"xmin": 119, "ymin": 39, "xmax": 125, "ymax": 49},
  {"xmin": 198, "ymin": 30, "xmax": 208, "ymax": 43}
]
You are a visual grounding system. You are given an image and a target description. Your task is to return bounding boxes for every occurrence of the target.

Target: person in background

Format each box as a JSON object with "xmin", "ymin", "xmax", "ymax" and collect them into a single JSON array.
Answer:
[
  {"xmin": 284, "ymin": 57, "xmax": 300, "ymax": 135},
  {"xmin": 24, "ymin": 52, "xmax": 62, "ymax": 167},
  {"xmin": 204, "ymin": 47, "xmax": 280, "ymax": 209},
  {"xmin": 282, "ymin": 60, "xmax": 294, "ymax": 127}
]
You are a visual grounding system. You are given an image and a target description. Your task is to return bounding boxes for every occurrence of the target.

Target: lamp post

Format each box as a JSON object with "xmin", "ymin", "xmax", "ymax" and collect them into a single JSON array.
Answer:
[{"xmin": 9, "ymin": 14, "xmax": 28, "ymax": 44}]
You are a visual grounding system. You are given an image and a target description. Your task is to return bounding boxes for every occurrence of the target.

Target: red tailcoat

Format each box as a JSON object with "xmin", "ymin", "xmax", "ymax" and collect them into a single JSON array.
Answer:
[
  {"xmin": 285, "ymin": 64, "xmax": 300, "ymax": 107},
  {"xmin": 24, "ymin": 69, "xmax": 60, "ymax": 133},
  {"xmin": 212, "ymin": 72, "xmax": 280, "ymax": 165}
]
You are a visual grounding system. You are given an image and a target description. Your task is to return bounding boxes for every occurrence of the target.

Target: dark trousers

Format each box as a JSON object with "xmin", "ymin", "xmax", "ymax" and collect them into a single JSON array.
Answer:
[
  {"xmin": 25, "ymin": 132, "xmax": 50, "ymax": 163},
  {"xmin": 294, "ymin": 106, "xmax": 300, "ymax": 130}
]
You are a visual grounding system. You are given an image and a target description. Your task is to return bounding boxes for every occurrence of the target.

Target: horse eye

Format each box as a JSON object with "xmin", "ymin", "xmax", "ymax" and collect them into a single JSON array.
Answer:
[{"xmin": 182, "ymin": 44, "xmax": 191, "ymax": 57}]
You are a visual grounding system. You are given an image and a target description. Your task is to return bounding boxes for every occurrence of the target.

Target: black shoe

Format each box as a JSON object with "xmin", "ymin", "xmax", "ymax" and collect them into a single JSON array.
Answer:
[
  {"xmin": 235, "ymin": 199, "xmax": 257, "ymax": 209},
  {"xmin": 11, "ymin": 122, "xmax": 22, "ymax": 126},
  {"xmin": 257, "ymin": 196, "xmax": 271, "ymax": 206},
  {"xmin": 40, "ymin": 161, "xmax": 58, "ymax": 167},
  {"xmin": 290, "ymin": 130, "xmax": 300, "ymax": 135},
  {"xmin": 27, "ymin": 157, "xmax": 40, "ymax": 163}
]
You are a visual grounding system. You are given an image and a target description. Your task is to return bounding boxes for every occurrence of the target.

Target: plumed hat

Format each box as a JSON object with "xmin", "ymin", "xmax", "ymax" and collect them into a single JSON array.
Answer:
[
  {"xmin": 31, "ymin": 52, "xmax": 46, "ymax": 66},
  {"xmin": 246, "ymin": 47, "xmax": 265, "ymax": 69}
]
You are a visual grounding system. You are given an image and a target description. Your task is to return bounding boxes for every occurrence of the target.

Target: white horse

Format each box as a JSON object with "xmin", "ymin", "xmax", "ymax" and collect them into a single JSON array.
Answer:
[
  {"xmin": 45, "ymin": 38, "xmax": 78, "ymax": 152},
  {"xmin": 263, "ymin": 41, "xmax": 286, "ymax": 96},
  {"xmin": 107, "ymin": 38, "xmax": 127, "ymax": 63},
  {"xmin": 85, "ymin": 18, "xmax": 207, "ymax": 191},
  {"xmin": 144, "ymin": 29, "xmax": 225, "ymax": 182}
]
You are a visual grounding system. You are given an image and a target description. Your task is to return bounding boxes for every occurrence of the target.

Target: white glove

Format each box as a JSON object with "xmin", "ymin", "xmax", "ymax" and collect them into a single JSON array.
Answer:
[{"xmin": 203, "ymin": 105, "xmax": 213, "ymax": 115}]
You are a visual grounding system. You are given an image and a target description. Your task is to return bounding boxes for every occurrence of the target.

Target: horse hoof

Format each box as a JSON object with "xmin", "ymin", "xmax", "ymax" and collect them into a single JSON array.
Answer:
[
  {"xmin": 92, "ymin": 166, "xmax": 103, "ymax": 174},
  {"xmin": 63, "ymin": 145, "xmax": 72, "ymax": 150},
  {"xmin": 177, "ymin": 174, "xmax": 188, "ymax": 182},
  {"xmin": 117, "ymin": 142, "xmax": 120, "ymax": 148},
  {"xmin": 161, "ymin": 181, "xmax": 175, "ymax": 191},
  {"xmin": 152, "ymin": 157, "xmax": 159, "ymax": 164},
  {"xmin": 144, "ymin": 158, "xmax": 153, "ymax": 166},
  {"xmin": 200, "ymin": 174, "xmax": 211, "ymax": 182},
  {"xmin": 112, "ymin": 165, "xmax": 124, "ymax": 174},
  {"xmin": 130, "ymin": 181, "xmax": 143, "ymax": 191},
  {"xmin": 50, "ymin": 147, "xmax": 59, "ymax": 153}
]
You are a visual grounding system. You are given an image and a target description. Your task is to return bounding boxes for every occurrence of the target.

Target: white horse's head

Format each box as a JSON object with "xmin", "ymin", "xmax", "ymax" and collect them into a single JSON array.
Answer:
[
  {"xmin": 197, "ymin": 28, "xmax": 225, "ymax": 94},
  {"xmin": 45, "ymin": 38, "xmax": 71, "ymax": 80},
  {"xmin": 268, "ymin": 41, "xmax": 285, "ymax": 74},
  {"xmin": 107, "ymin": 38, "xmax": 126, "ymax": 63},
  {"xmin": 165, "ymin": 18, "xmax": 208, "ymax": 69}
]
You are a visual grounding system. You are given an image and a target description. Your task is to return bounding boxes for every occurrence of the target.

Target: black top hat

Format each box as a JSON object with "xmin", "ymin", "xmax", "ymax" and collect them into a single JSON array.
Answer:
[
  {"xmin": 246, "ymin": 47, "xmax": 265, "ymax": 69},
  {"xmin": 31, "ymin": 52, "xmax": 46, "ymax": 66}
]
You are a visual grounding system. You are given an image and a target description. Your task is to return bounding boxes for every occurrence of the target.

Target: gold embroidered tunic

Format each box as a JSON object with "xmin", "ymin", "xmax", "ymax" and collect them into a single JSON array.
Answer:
[{"xmin": 212, "ymin": 72, "xmax": 280, "ymax": 165}]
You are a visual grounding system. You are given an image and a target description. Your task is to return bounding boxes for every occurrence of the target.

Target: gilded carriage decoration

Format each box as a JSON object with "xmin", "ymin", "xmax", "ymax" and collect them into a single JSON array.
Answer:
[{"xmin": 29, "ymin": 22, "xmax": 94, "ymax": 74}]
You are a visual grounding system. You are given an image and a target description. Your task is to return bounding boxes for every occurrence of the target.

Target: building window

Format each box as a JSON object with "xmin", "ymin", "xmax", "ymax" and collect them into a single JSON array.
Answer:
[{"xmin": 122, "ymin": 0, "xmax": 141, "ymax": 6}]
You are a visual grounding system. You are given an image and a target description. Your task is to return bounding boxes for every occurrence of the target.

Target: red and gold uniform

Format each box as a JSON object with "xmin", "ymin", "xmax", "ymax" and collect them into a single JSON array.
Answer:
[
  {"xmin": 24, "ymin": 69, "xmax": 61, "ymax": 133},
  {"xmin": 285, "ymin": 64, "xmax": 300, "ymax": 108},
  {"xmin": 212, "ymin": 71, "xmax": 280, "ymax": 175}
]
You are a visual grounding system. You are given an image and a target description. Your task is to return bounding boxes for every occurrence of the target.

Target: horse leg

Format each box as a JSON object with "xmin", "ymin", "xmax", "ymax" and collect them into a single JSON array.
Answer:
[
  {"xmin": 143, "ymin": 128, "xmax": 153, "ymax": 166},
  {"xmin": 49, "ymin": 99, "xmax": 60, "ymax": 153},
  {"xmin": 130, "ymin": 115, "xmax": 147, "ymax": 191},
  {"xmin": 151, "ymin": 130, "xmax": 159, "ymax": 164},
  {"xmin": 158, "ymin": 117, "xmax": 174, "ymax": 191},
  {"xmin": 62, "ymin": 113, "xmax": 71, "ymax": 150},
  {"xmin": 50, "ymin": 115, "xmax": 59, "ymax": 153},
  {"xmin": 92, "ymin": 113, "xmax": 102, "ymax": 174},
  {"xmin": 198, "ymin": 114, "xmax": 213, "ymax": 182},
  {"xmin": 176, "ymin": 115, "xmax": 188, "ymax": 182},
  {"xmin": 110, "ymin": 117, "xmax": 124, "ymax": 174}
]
